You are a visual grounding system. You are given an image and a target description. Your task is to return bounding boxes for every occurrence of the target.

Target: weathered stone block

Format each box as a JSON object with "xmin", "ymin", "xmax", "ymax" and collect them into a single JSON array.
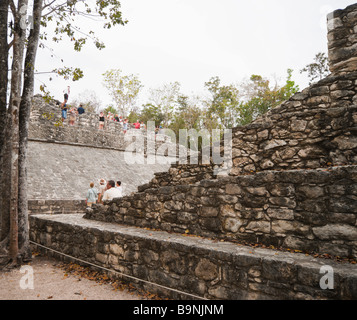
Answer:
[
  {"xmin": 223, "ymin": 218, "xmax": 243, "ymax": 233},
  {"xmin": 245, "ymin": 221, "xmax": 271, "ymax": 234},
  {"xmin": 312, "ymin": 224, "xmax": 357, "ymax": 241},
  {"xmin": 195, "ymin": 259, "xmax": 219, "ymax": 281}
]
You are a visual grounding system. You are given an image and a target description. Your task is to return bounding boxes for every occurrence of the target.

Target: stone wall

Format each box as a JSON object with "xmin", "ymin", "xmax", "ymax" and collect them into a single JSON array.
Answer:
[
  {"xmin": 84, "ymin": 166, "xmax": 357, "ymax": 260},
  {"xmin": 28, "ymin": 200, "xmax": 86, "ymax": 215},
  {"xmin": 328, "ymin": 3, "xmax": 357, "ymax": 74},
  {"xmin": 27, "ymin": 96, "xmax": 178, "ymax": 202},
  {"xmin": 29, "ymin": 214, "xmax": 357, "ymax": 300},
  {"xmin": 229, "ymin": 74, "xmax": 357, "ymax": 175},
  {"xmin": 27, "ymin": 141, "xmax": 175, "ymax": 200},
  {"xmin": 29, "ymin": 95, "xmax": 126, "ymax": 150},
  {"xmin": 29, "ymin": 95, "xmax": 173, "ymax": 153}
]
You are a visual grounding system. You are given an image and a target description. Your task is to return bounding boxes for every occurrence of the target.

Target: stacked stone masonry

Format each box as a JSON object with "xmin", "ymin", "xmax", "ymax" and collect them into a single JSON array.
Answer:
[
  {"xmin": 328, "ymin": 3, "xmax": 357, "ymax": 73},
  {"xmin": 29, "ymin": 95, "xmax": 173, "ymax": 153},
  {"xmin": 30, "ymin": 214, "xmax": 357, "ymax": 300},
  {"xmin": 85, "ymin": 166, "xmax": 357, "ymax": 259}
]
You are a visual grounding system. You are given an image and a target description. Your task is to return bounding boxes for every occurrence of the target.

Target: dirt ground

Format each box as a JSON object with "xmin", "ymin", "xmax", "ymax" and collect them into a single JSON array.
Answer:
[{"xmin": 0, "ymin": 254, "xmax": 148, "ymax": 301}]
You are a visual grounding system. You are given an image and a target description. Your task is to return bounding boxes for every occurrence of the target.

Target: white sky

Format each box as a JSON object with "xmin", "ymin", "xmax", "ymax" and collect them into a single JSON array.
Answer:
[{"xmin": 34, "ymin": 0, "xmax": 356, "ymax": 110}]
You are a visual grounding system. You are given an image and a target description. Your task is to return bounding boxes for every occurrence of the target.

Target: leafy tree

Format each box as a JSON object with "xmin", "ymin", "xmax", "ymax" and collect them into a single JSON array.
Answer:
[
  {"xmin": 148, "ymin": 81, "xmax": 181, "ymax": 127},
  {"xmin": 204, "ymin": 76, "xmax": 241, "ymax": 129},
  {"xmin": 104, "ymin": 105, "xmax": 118, "ymax": 116},
  {"xmin": 0, "ymin": 0, "xmax": 127, "ymax": 267},
  {"xmin": 300, "ymin": 52, "xmax": 330, "ymax": 85},
  {"xmin": 169, "ymin": 94, "xmax": 203, "ymax": 142},
  {"xmin": 128, "ymin": 110, "xmax": 140, "ymax": 124},
  {"xmin": 139, "ymin": 103, "xmax": 164, "ymax": 127},
  {"xmin": 238, "ymin": 69, "xmax": 299, "ymax": 125},
  {"xmin": 71, "ymin": 89, "xmax": 102, "ymax": 113},
  {"xmin": 102, "ymin": 69, "xmax": 143, "ymax": 118}
]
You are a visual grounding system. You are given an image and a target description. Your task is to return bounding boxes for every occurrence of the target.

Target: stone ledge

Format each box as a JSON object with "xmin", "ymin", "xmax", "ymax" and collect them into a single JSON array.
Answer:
[
  {"xmin": 29, "ymin": 214, "xmax": 357, "ymax": 300},
  {"xmin": 28, "ymin": 199, "xmax": 86, "ymax": 215},
  {"xmin": 85, "ymin": 165, "xmax": 357, "ymax": 260}
]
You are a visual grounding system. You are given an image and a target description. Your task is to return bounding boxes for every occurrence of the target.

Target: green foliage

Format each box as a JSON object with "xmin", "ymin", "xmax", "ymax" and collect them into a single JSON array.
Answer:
[
  {"xmin": 104, "ymin": 105, "xmax": 118, "ymax": 116},
  {"xmin": 238, "ymin": 69, "xmax": 299, "ymax": 125},
  {"xmin": 148, "ymin": 82, "xmax": 181, "ymax": 127},
  {"xmin": 102, "ymin": 69, "xmax": 143, "ymax": 117},
  {"xmin": 37, "ymin": 1, "xmax": 127, "ymax": 91},
  {"xmin": 128, "ymin": 110, "xmax": 140, "ymax": 124},
  {"xmin": 300, "ymin": 52, "xmax": 330, "ymax": 85},
  {"xmin": 204, "ymin": 76, "xmax": 240, "ymax": 129},
  {"xmin": 53, "ymin": 67, "xmax": 84, "ymax": 81},
  {"xmin": 139, "ymin": 103, "xmax": 164, "ymax": 127},
  {"xmin": 42, "ymin": 0, "xmax": 128, "ymax": 52}
]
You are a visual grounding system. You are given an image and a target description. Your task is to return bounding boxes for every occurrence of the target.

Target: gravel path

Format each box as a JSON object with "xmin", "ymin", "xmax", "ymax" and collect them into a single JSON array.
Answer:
[{"xmin": 0, "ymin": 255, "xmax": 146, "ymax": 300}]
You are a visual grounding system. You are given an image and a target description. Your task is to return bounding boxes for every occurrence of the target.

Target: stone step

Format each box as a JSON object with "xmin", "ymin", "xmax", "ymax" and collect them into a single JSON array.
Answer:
[
  {"xmin": 85, "ymin": 165, "xmax": 357, "ymax": 260},
  {"xmin": 29, "ymin": 213, "xmax": 357, "ymax": 300}
]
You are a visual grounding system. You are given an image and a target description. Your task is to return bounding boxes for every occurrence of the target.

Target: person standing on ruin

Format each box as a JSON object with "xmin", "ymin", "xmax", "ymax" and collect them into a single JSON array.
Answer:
[
  {"xmin": 98, "ymin": 178, "xmax": 107, "ymax": 203},
  {"xmin": 102, "ymin": 180, "xmax": 123, "ymax": 201},
  {"xmin": 61, "ymin": 87, "xmax": 70, "ymax": 123},
  {"xmin": 68, "ymin": 106, "xmax": 78, "ymax": 126},
  {"xmin": 77, "ymin": 104, "xmax": 85, "ymax": 115},
  {"xmin": 116, "ymin": 181, "xmax": 123, "ymax": 197},
  {"xmin": 123, "ymin": 119, "xmax": 128, "ymax": 134},
  {"xmin": 86, "ymin": 182, "xmax": 98, "ymax": 207},
  {"xmin": 99, "ymin": 112, "xmax": 105, "ymax": 130}
]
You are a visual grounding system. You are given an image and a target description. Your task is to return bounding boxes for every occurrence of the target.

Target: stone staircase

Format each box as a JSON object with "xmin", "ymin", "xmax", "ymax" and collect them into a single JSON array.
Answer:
[
  {"xmin": 29, "ymin": 214, "xmax": 357, "ymax": 300},
  {"xmin": 29, "ymin": 4, "xmax": 357, "ymax": 300}
]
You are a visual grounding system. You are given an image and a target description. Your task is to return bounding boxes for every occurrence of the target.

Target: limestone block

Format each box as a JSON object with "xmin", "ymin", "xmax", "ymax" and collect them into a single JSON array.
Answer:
[
  {"xmin": 291, "ymin": 119, "xmax": 307, "ymax": 132},
  {"xmin": 262, "ymin": 139, "xmax": 287, "ymax": 151},
  {"xmin": 195, "ymin": 259, "xmax": 219, "ymax": 281},
  {"xmin": 312, "ymin": 224, "xmax": 357, "ymax": 241},
  {"xmin": 332, "ymin": 135, "xmax": 357, "ymax": 150},
  {"xmin": 272, "ymin": 220, "xmax": 310, "ymax": 235},
  {"xmin": 297, "ymin": 185, "xmax": 325, "ymax": 199},
  {"xmin": 327, "ymin": 17, "xmax": 343, "ymax": 32},
  {"xmin": 267, "ymin": 208, "xmax": 294, "ymax": 221},
  {"xmin": 245, "ymin": 221, "xmax": 271, "ymax": 234},
  {"xmin": 225, "ymin": 184, "xmax": 242, "ymax": 195},
  {"xmin": 223, "ymin": 218, "xmax": 243, "ymax": 233},
  {"xmin": 109, "ymin": 243, "xmax": 124, "ymax": 257}
]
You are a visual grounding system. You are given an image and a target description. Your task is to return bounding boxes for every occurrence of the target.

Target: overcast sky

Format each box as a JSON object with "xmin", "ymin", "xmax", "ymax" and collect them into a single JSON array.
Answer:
[{"xmin": 34, "ymin": 0, "xmax": 356, "ymax": 110}]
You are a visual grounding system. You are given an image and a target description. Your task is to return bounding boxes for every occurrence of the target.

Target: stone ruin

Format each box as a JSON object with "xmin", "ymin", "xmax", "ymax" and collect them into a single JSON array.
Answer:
[{"xmin": 29, "ymin": 4, "xmax": 357, "ymax": 300}]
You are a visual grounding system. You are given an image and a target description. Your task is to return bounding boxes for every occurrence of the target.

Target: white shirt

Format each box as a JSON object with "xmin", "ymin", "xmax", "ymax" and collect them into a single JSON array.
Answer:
[{"xmin": 102, "ymin": 187, "xmax": 123, "ymax": 201}]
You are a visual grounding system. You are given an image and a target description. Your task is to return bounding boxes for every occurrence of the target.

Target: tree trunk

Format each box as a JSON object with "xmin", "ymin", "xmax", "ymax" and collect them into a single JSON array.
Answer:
[
  {"xmin": 0, "ymin": 0, "xmax": 9, "ymax": 245},
  {"xmin": 18, "ymin": 0, "xmax": 43, "ymax": 262},
  {"xmin": 7, "ymin": 0, "xmax": 29, "ymax": 263}
]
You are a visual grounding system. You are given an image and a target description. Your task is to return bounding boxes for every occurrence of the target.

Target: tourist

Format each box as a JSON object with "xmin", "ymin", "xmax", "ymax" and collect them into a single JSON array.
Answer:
[
  {"xmin": 77, "ymin": 104, "xmax": 85, "ymax": 115},
  {"xmin": 114, "ymin": 114, "xmax": 120, "ymax": 122},
  {"xmin": 98, "ymin": 178, "xmax": 107, "ymax": 203},
  {"xmin": 68, "ymin": 106, "xmax": 77, "ymax": 126},
  {"xmin": 134, "ymin": 120, "xmax": 141, "ymax": 129},
  {"xmin": 107, "ymin": 112, "xmax": 114, "ymax": 121},
  {"xmin": 123, "ymin": 119, "xmax": 128, "ymax": 134},
  {"xmin": 99, "ymin": 112, "xmax": 105, "ymax": 130},
  {"xmin": 86, "ymin": 182, "xmax": 98, "ymax": 207},
  {"xmin": 60, "ymin": 95, "xmax": 68, "ymax": 123},
  {"xmin": 102, "ymin": 180, "xmax": 123, "ymax": 201},
  {"xmin": 116, "ymin": 181, "xmax": 123, "ymax": 196},
  {"xmin": 140, "ymin": 121, "xmax": 146, "ymax": 130}
]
